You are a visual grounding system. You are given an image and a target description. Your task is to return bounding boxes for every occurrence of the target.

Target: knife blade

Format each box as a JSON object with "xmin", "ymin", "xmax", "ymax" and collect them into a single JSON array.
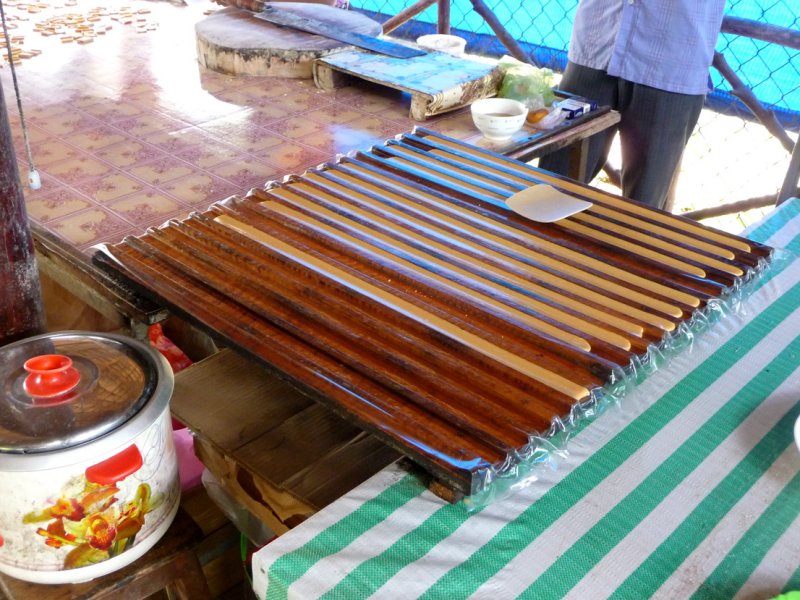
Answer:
[{"xmin": 253, "ymin": 4, "xmax": 427, "ymax": 58}]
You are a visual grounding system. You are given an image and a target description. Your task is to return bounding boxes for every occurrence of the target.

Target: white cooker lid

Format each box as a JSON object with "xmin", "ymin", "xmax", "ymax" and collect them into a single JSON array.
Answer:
[{"xmin": 0, "ymin": 331, "xmax": 169, "ymax": 454}]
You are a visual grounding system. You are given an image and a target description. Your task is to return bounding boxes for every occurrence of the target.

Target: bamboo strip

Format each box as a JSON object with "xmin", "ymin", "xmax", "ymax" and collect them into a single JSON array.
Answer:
[
  {"xmin": 304, "ymin": 170, "xmax": 676, "ymax": 333},
  {"xmin": 339, "ymin": 161, "xmax": 701, "ymax": 310},
  {"xmin": 414, "ymin": 130, "xmax": 755, "ymax": 253},
  {"xmin": 265, "ymin": 185, "xmax": 634, "ymax": 350},
  {"xmin": 567, "ymin": 213, "xmax": 743, "ymax": 276},
  {"xmin": 216, "ymin": 213, "xmax": 591, "ymax": 400},
  {"xmin": 294, "ymin": 175, "xmax": 648, "ymax": 336}
]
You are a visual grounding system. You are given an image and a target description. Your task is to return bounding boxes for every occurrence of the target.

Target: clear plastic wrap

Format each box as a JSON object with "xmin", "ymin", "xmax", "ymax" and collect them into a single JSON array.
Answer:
[
  {"xmin": 465, "ymin": 249, "xmax": 789, "ymax": 510},
  {"xmin": 497, "ymin": 55, "xmax": 556, "ymax": 109}
]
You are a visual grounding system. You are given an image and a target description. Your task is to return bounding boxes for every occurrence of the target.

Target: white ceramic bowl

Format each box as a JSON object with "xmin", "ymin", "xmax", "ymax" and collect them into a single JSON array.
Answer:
[
  {"xmin": 471, "ymin": 98, "xmax": 528, "ymax": 142},
  {"xmin": 416, "ymin": 34, "xmax": 467, "ymax": 57}
]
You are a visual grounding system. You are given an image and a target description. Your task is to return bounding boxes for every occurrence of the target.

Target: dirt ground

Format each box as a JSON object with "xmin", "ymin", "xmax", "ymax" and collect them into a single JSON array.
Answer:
[{"xmin": 590, "ymin": 108, "xmax": 795, "ymax": 235}]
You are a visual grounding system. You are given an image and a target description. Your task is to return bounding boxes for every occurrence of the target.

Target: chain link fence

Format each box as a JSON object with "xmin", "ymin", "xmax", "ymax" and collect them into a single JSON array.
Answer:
[{"xmin": 355, "ymin": 0, "xmax": 799, "ymax": 232}]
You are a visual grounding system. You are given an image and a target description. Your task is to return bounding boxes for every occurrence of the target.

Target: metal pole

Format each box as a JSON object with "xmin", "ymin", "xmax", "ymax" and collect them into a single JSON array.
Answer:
[{"xmin": 0, "ymin": 77, "xmax": 45, "ymax": 345}]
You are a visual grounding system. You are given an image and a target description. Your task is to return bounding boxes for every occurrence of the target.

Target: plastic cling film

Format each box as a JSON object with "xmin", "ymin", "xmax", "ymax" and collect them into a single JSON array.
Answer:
[{"xmin": 464, "ymin": 251, "xmax": 784, "ymax": 510}]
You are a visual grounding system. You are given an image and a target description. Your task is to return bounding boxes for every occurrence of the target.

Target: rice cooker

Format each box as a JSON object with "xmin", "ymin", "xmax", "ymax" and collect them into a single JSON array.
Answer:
[{"xmin": 0, "ymin": 331, "xmax": 179, "ymax": 584}]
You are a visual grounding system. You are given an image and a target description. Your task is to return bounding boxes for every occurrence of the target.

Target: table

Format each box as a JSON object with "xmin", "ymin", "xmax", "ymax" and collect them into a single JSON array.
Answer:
[
  {"xmin": 457, "ymin": 105, "xmax": 618, "ymax": 181},
  {"xmin": 252, "ymin": 198, "xmax": 800, "ymax": 599}
]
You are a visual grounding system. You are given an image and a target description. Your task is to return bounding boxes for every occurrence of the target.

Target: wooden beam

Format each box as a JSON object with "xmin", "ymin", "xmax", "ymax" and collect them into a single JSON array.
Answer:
[
  {"xmin": 712, "ymin": 52, "xmax": 795, "ymax": 154},
  {"xmin": 33, "ymin": 223, "xmax": 168, "ymax": 327},
  {"xmin": 721, "ymin": 15, "xmax": 800, "ymax": 51},
  {"xmin": 468, "ymin": 0, "xmax": 528, "ymax": 63},
  {"xmin": 682, "ymin": 194, "xmax": 778, "ymax": 220},
  {"xmin": 381, "ymin": 0, "xmax": 436, "ymax": 34},
  {"xmin": 778, "ymin": 139, "xmax": 800, "ymax": 205}
]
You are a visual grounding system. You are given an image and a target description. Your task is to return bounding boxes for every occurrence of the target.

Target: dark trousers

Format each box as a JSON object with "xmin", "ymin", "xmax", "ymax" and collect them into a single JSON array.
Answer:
[{"xmin": 538, "ymin": 62, "xmax": 705, "ymax": 210}]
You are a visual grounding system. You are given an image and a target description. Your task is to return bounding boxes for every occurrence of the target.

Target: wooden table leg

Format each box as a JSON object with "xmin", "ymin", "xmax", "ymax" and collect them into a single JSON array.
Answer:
[{"xmin": 568, "ymin": 137, "xmax": 590, "ymax": 182}]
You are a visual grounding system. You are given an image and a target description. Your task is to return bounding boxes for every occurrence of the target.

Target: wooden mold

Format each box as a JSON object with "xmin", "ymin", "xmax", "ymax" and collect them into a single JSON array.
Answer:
[{"xmin": 94, "ymin": 129, "xmax": 771, "ymax": 498}]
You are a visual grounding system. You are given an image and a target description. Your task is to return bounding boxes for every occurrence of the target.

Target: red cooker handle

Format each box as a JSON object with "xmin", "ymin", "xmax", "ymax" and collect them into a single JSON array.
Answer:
[
  {"xmin": 23, "ymin": 354, "xmax": 81, "ymax": 398},
  {"xmin": 85, "ymin": 445, "xmax": 144, "ymax": 485}
]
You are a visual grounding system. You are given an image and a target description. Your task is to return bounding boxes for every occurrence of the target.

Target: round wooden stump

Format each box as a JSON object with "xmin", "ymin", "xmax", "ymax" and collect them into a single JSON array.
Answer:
[{"xmin": 196, "ymin": 5, "xmax": 383, "ymax": 79}]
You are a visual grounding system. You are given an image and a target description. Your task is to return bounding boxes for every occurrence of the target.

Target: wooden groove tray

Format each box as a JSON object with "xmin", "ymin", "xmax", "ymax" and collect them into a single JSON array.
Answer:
[{"xmin": 94, "ymin": 128, "xmax": 771, "ymax": 498}]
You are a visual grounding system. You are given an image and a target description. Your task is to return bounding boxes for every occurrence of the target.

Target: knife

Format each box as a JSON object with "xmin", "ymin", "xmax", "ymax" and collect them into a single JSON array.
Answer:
[{"xmin": 215, "ymin": 0, "xmax": 427, "ymax": 58}]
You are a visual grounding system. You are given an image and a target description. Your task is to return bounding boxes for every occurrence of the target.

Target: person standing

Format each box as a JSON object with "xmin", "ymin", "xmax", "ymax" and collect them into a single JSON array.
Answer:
[{"xmin": 538, "ymin": 0, "xmax": 726, "ymax": 210}]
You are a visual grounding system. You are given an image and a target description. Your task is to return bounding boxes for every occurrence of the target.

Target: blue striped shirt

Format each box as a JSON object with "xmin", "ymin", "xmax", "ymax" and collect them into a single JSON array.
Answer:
[{"xmin": 568, "ymin": 0, "xmax": 726, "ymax": 95}]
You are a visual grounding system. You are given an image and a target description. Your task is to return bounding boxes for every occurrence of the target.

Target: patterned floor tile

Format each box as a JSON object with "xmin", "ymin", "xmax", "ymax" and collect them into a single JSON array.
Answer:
[
  {"xmin": 74, "ymin": 171, "xmax": 147, "ymax": 203},
  {"xmin": 176, "ymin": 139, "xmax": 244, "ymax": 170},
  {"xmin": 95, "ymin": 139, "xmax": 167, "ymax": 169},
  {"xmin": 50, "ymin": 207, "xmax": 134, "ymax": 248},
  {"xmin": 159, "ymin": 172, "xmax": 241, "ymax": 209},
  {"xmin": 199, "ymin": 115, "xmax": 286, "ymax": 154},
  {"xmin": 67, "ymin": 125, "xmax": 129, "ymax": 152},
  {"xmin": 79, "ymin": 100, "xmax": 147, "ymax": 124},
  {"xmin": 28, "ymin": 138, "xmax": 83, "ymax": 166},
  {"xmin": 155, "ymin": 94, "xmax": 248, "ymax": 126},
  {"xmin": 112, "ymin": 113, "xmax": 189, "ymax": 139},
  {"xmin": 107, "ymin": 190, "xmax": 188, "ymax": 227},
  {"xmin": 141, "ymin": 125, "xmax": 214, "ymax": 155},
  {"xmin": 263, "ymin": 116, "xmax": 326, "ymax": 140},
  {"xmin": 344, "ymin": 115, "xmax": 404, "ymax": 138},
  {"xmin": 238, "ymin": 78, "xmax": 295, "ymax": 100},
  {"xmin": 209, "ymin": 156, "xmax": 283, "ymax": 189},
  {"xmin": 276, "ymin": 90, "xmax": 334, "ymax": 113},
  {"xmin": 129, "ymin": 155, "xmax": 198, "ymax": 185},
  {"xmin": 25, "ymin": 186, "xmax": 94, "ymax": 224},
  {"xmin": 295, "ymin": 128, "xmax": 381, "ymax": 158},
  {"xmin": 27, "ymin": 111, "xmax": 103, "ymax": 137},
  {"xmin": 247, "ymin": 103, "xmax": 295, "ymax": 127},
  {"xmin": 305, "ymin": 103, "xmax": 364, "ymax": 125},
  {"xmin": 46, "ymin": 156, "xmax": 115, "ymax": 186},
  {"xmin": 251, "ymin": 141, "xmax": 328, "ymax": 175}
]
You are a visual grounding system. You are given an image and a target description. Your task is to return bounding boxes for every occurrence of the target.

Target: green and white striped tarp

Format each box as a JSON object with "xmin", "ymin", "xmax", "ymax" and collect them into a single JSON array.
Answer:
[{"xmin": 253, "ymin": 199, "xmax": 800, "ymax": 600}]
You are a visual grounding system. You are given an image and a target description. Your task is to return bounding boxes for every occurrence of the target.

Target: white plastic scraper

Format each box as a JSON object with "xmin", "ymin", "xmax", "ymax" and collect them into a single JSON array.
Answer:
[{"xmin": 506, "ymin": 184, "xmax": 592, "ymax": 223}]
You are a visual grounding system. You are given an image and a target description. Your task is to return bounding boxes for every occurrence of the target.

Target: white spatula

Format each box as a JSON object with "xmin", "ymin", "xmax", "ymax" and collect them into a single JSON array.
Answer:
[{"xmin": 506, "ymin": 184, "xmax": 592, "ymax": 223}]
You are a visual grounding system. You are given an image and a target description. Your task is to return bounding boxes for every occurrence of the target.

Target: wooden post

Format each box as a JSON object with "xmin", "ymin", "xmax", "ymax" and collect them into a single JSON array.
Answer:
[
  {"xmin": 0, "ymin": 78, "xmax": 45, "ymax": 345},
  {"xmin": 778, "ymin": 139, "xmax": 800, "ymax": 205},
  {"xmin": 437, "ymin": 0, "xmax": 450, "ymax": 34}
]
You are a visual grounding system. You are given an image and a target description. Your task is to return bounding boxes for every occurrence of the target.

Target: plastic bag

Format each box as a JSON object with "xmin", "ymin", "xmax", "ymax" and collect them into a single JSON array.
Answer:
[{"xmin": 497, "ymin": 55, "xmax": 555, "ymax": 109}]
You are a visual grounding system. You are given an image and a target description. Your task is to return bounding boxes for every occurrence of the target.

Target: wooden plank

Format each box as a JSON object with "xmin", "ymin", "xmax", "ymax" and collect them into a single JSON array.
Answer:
[
  {"xmin": 33, "ymin": 223, "xmax": 167, "ymax": 327},
  {"xmin": 313, "ymin": 50, "xmax": 503, "ymax": 120},
  {"xmin": 172, "ymin": 350, "xmax": 398, "ymax": 532},
  {"xmin": 171, "ymin": 349, "xmax": 314, "ymax": 452},
  {"xmin": 195, "ymin": 437, "xmax": 313, "ymax": 534}
]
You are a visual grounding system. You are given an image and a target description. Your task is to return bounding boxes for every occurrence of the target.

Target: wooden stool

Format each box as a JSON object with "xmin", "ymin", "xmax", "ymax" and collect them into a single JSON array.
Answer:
[{"xmin": 0, "ymin": 507, "xmax": 211, "ymax": 600}]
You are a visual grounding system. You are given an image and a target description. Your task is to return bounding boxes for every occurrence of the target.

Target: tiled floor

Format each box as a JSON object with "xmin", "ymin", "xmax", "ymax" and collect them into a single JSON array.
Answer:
[{"xmin": 1, "ymin": 0, "xmax": 479, "ymax": 253}]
